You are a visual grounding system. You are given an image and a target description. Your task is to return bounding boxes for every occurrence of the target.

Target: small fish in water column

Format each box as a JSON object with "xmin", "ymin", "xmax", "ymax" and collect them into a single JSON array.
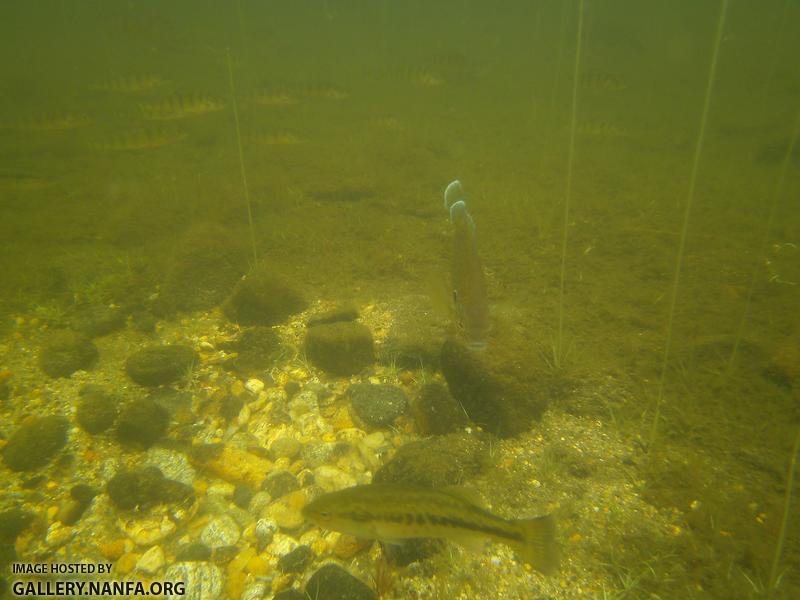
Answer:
[{"xmin": 444, "ymin": 180, "xmax": 490, "ymax": 350}]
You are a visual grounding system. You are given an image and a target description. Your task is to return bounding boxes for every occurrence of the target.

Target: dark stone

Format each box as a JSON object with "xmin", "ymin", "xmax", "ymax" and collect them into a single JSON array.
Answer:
[
  {"xmin": 305, "ymin": 563, "xmax": 376, "ymax": 600},
  {"xmin": 374, "ymin": 432, "xmax": 489, "ymax": 488},
  {"xmin": 261, "ymin": 471, "xmax": 299, "ymax": 499},
  {"xmin": 160, "ymin": 222, "xmax": 249, "ymax": 314},
  {"xmin": 379, "ymin": 294, "xmax": 448, "ymax": 370},
  {"xmin": 39, "ymin": 330, "xmax": 98, "ymax": 378},
  {"xmin": 3, "ymin": 416, "xmax": 69, "ymax": 472},
  {"xmin": 348, "ymin": 383, "xmax": 408, "ymax": 429},
  {"xmin": 441, "ymin": 337, "xmax": 547, "ymax": 438},
  {"xmin": 232, "ymin": 484, "xmax": 253, "ymax": 509},
  {"xmin": 304, "ymin": 322, "xmax": 374, "ymax": 376},
  {"xmin": 219, "ymin": 395, "xmax": 244, "ymax": 422},
  {"xmin": 412, "ymin": 383, "xmax": 468, "ymax": 435},
  {"xmin": 71, "ymin": 484, "xmax": 98, "ymax": 505},
  {"xmin": 126, "ymin": 344, "xmax": 198, "ymax": 387},
  {"xmin": 76, "ymin": 385, "xmax": 118, "ymax": 434},
  {"xmin": 223, "ymin": 264, "xmax": 307, "ymax": 326},
  {"xmin": 306, "ymin": 304, "xmax": 359, "ymax": 327},
  {"xmin": 69, "ymin": 304, "xmax": 125, "ymax": 337},
  {"xmin": 0, "ymin": 509, "xmax": 34, "ymax": 543},
  {"xmin": 59, "ymin": 494, "xmax": 95, "ymax": 526},
  {"xmin": 106, "ymin": 467, "xmax": 194, "ymax": 510},
  {"xmin": 115, "ymin": 398, "xmax": 169, "ymax": 448},
  {"xmin": 175, "ymin": 543, "xmax": 212, "ymax": 562},
  {"xmin": 278, "ymin": 545, "xmax": 314, "ymax": 573}
]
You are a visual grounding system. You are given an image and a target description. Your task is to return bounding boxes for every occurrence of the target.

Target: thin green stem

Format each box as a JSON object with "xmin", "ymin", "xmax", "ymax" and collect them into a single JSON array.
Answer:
[
  {"xmin": 649, "ymin": 0, "xmax": 729, "ymax": 448},
  {"xmin": 557, "ymin": 0, "xmax": 584, "ymax": 363},
  {"xmin": 225, "ymin": 46, "xmax": 258, "ymax": 267}
]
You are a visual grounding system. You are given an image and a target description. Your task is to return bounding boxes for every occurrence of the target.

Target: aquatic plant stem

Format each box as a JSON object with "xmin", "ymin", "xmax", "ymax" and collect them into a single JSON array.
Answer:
[
  {"xmin": 649, "ymin": 0, "xmax": 729, "ymax": 448},
  {"xmin": 768, "ymin": 426, "xmax": 800, "ymax": 597},
  {"xmin": 556, "ymin": 0, "xmax": 584, "ymax": 367},
  {"xmin": 225, "ymin": 46, "xmax": 258, "ymax": 267}
]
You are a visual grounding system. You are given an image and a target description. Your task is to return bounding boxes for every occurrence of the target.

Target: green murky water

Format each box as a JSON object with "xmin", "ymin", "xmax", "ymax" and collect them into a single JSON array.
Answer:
[{"xmin": 1, "ymin": 1, "xmax": 798, "ymax": 598}]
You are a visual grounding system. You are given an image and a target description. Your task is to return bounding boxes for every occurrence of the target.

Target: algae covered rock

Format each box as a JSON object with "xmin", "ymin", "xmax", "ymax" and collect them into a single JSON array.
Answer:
[
  {"xmin": 3, "ymin": 416, "xmax": 70, "ymax": 472},
  {"xmin": 304, "ymin": 321, "xmax": 374, "ymax": 375},
  {"xmin": 223, "ymin": 264, "xmax": 307, "ymax": 326},
  {"xmin": 76, "ymin": 385, "xmax": 118, "ymax": 434},
  {"xmin": 305, "ymin": 563, "xmax": 376, "ymax": 600},
  {"xmin": 373, "ymin": 431, "xmax": 489, "ymax": 488},
  {"xmin": 39, "ymin": 330, "xmax": 98, "ymax": 378},
  {"xmin": 412, "ymin": 382, "xmax": 468, "ymax": 436},
  {"xmin": 68, "ymin": 304, "xmax": 126, "ymax": 338},
  {"xmin": 159, "ymin": 222, "xmax": 249, "ymax": 314},
  {"xmin": 347, "ymin": 383, "xmax": 408, "ymax": 429},
  {"xmin": 441, "ymin": 337, "xmax": 547, "ymax": 438},
  {"xmin": 106, "ymin": 467, "xmax": 194, "ymax": 510},
  {"xmin": 126, "ymin": 344, "xmax": 197, "ymax": 387},
  {"xmin": 115, "ymin": 398, "xmax": 169, "ymax": 448}
]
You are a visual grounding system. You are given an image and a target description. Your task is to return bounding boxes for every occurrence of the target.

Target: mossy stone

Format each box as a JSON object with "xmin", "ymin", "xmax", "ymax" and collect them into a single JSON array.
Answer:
[
  {"xmin": 412, "ymin": 382, "xmax": 468, "ymax": 435},
  {"xmin": 3, "ymin": 416, "xmax": 69, "ymax": 472},
  {"xmin": 115, "ymin": 398, "xmax": 169, "ymax": 448},
  {"xmin": 39, "ymin": 330, "xmax": 98, "ymax": 378},
  {"xmin": 106, "ymin": 467, "xmax": 194, "ymax": 510},
  {"xmin": 304, "ymin": 321, "xmax": 375, "ymax": 376},
  {"xmin": 126, "ymin": 344, "xmax": 197, "ymax": 387},
  {"xmin": 76, "ymin": 385, "xmax": 118, "ymax": 434},
  {"xmin": 348, "ymin": 383, "xmax": 408, "ymax": 429},
  {"xmin": 373, "ymin": 431, "xmax": 489, "ymax": 488},
  {"xmin": 160, "ymin": 223, "xmax": 248, "ymax": 314},
  {"xmin": 305, "ymin": 564, "xmax": 375, "ymax": 600},
  {"xmin": 441, "ymin": 337, "xmax": 546, "ymax": 438},
  {"xmin": 223, "ymin": 265, "xmax": 307, "ymax": 326}
]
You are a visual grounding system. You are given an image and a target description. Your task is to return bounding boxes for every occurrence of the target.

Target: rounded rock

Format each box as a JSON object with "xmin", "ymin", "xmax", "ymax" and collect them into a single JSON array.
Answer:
[
  {"xmin": 125, "ymin": 344, "xmax": 198, "ymax": 387},
  {"xmin": 3, "ymin": 416, "xmax": 69, "ymax": 472},
  {"xmin": 39, "ymin": 330, "xmax": 98, "ymax": 378}
]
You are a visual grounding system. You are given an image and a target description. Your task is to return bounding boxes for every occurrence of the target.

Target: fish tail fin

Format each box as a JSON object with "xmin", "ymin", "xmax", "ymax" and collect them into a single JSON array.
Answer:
[{"xmin": 513, "ymin": 514, "xmax": 559, "ymax": 575}]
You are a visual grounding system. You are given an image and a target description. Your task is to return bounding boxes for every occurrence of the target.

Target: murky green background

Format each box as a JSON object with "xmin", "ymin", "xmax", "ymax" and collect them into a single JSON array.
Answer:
[{"xmin": 1, "ymin": 0, "xmax": 798, "ymax": 597}]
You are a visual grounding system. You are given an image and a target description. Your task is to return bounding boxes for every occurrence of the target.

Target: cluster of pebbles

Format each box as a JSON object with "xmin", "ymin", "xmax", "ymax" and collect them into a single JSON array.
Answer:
[{"xmin": 0, "ymin": 268, "xmax": 480, "ymax": 600}]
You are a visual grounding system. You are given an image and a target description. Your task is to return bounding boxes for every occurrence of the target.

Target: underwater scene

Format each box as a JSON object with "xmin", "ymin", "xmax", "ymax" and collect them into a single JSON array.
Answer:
[{"xmin": 1, "ymin": 0, "xmax": 799, "ymax": 598}]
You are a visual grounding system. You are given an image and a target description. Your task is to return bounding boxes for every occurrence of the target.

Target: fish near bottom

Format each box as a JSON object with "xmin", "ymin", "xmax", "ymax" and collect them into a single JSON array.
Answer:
[{"xmin": 302, "ymin": 483, "xmax": 559, "ymax": 575}]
